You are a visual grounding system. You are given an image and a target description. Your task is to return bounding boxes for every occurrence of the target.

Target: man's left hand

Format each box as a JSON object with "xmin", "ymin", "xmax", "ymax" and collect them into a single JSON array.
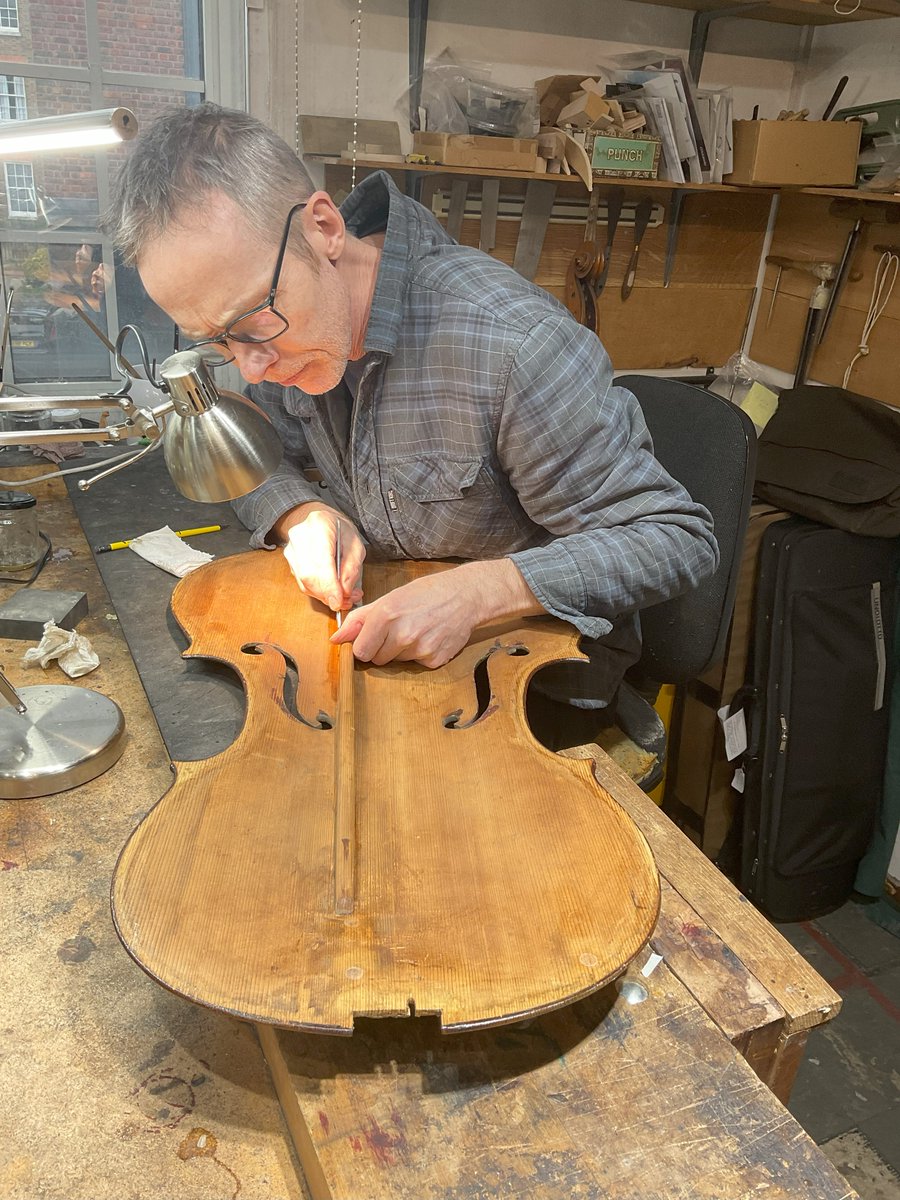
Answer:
[{"xmin": 330, "ymin": 559, "xmax": 544, "ymax": 669}]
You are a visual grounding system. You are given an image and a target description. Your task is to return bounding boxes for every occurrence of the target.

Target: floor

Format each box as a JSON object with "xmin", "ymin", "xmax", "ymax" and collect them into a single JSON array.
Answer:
[{"xmin": 777, "ymin": 898, "xmax": 900, "ymax": 1200}]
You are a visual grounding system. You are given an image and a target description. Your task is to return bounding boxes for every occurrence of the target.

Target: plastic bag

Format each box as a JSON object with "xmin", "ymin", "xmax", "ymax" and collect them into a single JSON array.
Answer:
[
  {"xmin": 403, "ymin": 50, "xmax": 538, "ymax": 137},
  {"xmin": 709, "ymin": 352, "xmax": 784, "ymax": 433},
  {"xmin": 861, "ymin": 142, "xmax": 900, "ymax": 194}
]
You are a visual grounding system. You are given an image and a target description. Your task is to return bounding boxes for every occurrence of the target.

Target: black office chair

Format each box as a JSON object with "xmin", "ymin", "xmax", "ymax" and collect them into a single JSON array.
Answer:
[{"xmin": 607, "ymin": 374, "xmax": 757, "ymax": 791}]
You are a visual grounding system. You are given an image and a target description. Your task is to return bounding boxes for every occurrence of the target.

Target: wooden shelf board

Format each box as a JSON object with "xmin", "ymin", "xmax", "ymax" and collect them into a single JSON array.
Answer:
[
  {"xmin": 796, "ymin": 185, "xmax": 900, "ymax": 204},
  {"xmin": 324, "ymin": 158, "xmax": 744, "ymax": 192},
  {"xmin": 324, "ymin": 159, "xmax": 900, "ymax": 206}
]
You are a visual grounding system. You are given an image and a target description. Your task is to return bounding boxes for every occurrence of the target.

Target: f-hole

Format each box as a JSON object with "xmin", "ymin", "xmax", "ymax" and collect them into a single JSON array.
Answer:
[
  {"xmin": 241, "ymin": 642, "xmax": 333, "ymax": 729},
  {"xmin": 444, "ymin": 642, "xmax": 530, "ymax": 730}
]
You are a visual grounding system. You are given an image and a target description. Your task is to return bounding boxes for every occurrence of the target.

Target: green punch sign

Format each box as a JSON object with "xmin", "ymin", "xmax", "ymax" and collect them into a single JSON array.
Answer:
[{"xmin": 591, "ymin": 135, "xmax": 661, "ymax": 179}]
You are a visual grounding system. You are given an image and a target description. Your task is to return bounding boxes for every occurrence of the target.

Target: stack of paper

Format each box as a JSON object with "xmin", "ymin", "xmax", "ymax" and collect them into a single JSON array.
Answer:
[
  {"xmin": 696, "ymin": 88, "xmax": 734, "ymax": 183},
  {"xmin": 604, "ymin": 57, "xmax": 733, "ymax": 185}
]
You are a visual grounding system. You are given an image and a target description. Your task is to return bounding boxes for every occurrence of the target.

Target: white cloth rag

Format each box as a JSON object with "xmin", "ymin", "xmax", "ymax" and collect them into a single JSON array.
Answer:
[
  {"xmin": 127, "ymin": 525, "xmax": 214, "ymax": 577},
  {"xmin": 22, "ymin": 620, "xmax": 100, "ymax": 678}
]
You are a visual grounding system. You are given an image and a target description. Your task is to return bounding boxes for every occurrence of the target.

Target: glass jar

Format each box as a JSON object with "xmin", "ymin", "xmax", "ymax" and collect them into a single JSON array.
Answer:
[
  {"xmin": 0, "ymin": 490, "xmax": 41, "ymax": 572},
  {"xmin": 7, "ymin": 411, "xmax": 51, "ymax": 432},
  {"xmin": 50, "ymin": 407, "xmax": 82, "ymax": 432}
]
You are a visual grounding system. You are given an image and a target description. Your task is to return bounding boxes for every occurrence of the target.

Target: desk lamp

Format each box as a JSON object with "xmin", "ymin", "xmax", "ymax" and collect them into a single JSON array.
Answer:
[
  {"xmin": 0, "ymin": 338, "xmax": 282, "ymax": 500},
  {"xmin": 0, "ymin": 336, "xmax": 283, "ymax": 800}
]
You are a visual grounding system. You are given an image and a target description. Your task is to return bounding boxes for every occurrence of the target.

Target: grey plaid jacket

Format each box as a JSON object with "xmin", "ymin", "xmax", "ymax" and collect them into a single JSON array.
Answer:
[{"xmin": 232, "ymin": 172, "xmax": 718, "ymax": 702}]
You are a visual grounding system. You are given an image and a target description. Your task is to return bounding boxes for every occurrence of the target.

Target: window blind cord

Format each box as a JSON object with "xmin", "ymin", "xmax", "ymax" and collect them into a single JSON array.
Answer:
[{"xmin": 842, "ymin": 251, "xmax": 899, "ymax": 389}]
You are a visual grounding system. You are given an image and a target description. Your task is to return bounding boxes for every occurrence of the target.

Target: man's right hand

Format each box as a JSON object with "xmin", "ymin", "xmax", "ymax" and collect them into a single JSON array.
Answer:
[{"xmin": 276, "ymin": 502, "xmax": 366, "ymax": 614}]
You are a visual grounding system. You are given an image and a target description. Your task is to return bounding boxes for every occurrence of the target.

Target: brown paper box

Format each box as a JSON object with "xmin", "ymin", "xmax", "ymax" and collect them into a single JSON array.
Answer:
[{"xmin": 725, "ymin": 120, "xmax": 861, "ymax": 187}]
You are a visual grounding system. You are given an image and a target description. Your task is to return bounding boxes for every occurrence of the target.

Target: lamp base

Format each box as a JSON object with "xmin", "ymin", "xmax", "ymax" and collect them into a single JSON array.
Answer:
[{"xmin": 0, "ymin": 685, "xmax": 126, "ymax": 799}]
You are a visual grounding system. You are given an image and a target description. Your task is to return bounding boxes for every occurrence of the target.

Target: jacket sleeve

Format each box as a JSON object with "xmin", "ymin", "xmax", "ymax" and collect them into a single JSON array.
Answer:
[
  {"xmin": 502, "ymin": 312, "xmax": 720, "ymax": 638},
  {"xmin": 229, "ymin": 382, "xmax": 324, "ymax": 549}
]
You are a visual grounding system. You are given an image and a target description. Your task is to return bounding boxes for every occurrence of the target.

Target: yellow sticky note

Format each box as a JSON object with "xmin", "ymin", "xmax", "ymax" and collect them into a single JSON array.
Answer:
[{"xmin": 740, "ymin": 382, "xmax": 779, "ymax": 431}]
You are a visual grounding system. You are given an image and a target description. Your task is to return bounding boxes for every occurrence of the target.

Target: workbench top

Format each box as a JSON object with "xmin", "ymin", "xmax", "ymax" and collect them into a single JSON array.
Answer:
[{"xmin": 0, "ymin": 455, "xmax": 852, "ymax": 1200}]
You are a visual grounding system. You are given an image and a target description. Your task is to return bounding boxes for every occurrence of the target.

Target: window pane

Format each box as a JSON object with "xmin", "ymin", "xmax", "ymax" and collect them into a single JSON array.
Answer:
[
  {"xmin": 99, "ymin": 0, "xmax": 203, "ymax": 79},
  {"xmin": 0, "ymin": 83, "xmax": 100, "ymax": 235},
  {"xmin": 0, "ymin": 0, "xmax": 20, "ymax": 34},
  {"xmin": 10, "ymin": 0, "xmax": 88, "ymax": 69},
  {"xmin": 0, "ymin": 74, "xmax": 27, "ymax": 121},
  {"xmin": 1, "ymin": 240, "xmax": 109, "ymax": 382},
  {"xmin": 1, "ymin": 239, "xmax": 178, "ymax": 384},
  {"xmin": 4, "ymin": 162, "xmax": 37, "ymax": 217}
]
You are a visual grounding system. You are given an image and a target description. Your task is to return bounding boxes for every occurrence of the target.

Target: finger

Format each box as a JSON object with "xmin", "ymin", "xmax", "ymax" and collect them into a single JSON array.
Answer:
[
  {"xmin": 330, "ymin": 606, "xmax": 368, "ymax": 645},
  {"xmin": 339, "ymin": 542, "xmax": 366, "ymax": 602},
  {"xmin": 284, "ymin": 536, "xmax": 341, "ymax": 608}
]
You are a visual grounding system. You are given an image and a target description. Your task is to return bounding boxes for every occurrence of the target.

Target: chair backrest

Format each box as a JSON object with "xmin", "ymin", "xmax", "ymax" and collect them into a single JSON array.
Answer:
[{"xmin": 614, "ymin": 374, "xmax": 757, "ymax": 684}]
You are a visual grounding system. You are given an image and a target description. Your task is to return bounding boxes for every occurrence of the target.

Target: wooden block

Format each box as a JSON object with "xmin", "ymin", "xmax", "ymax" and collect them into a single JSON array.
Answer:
[{"xmin": 558, "ymin": 91, "xmax": 609, "ymax": 130}]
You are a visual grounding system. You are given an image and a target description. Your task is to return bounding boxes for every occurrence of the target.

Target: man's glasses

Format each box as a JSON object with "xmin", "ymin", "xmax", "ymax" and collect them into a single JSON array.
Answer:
[{"xmin": 184, "ymin": 201, "xmax": 308, "ymax": 367}]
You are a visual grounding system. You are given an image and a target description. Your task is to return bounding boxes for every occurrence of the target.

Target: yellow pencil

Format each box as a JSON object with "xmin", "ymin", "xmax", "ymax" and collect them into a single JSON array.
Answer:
[{"xmin": 93, "ymin": 525, "xmax": 224, "ymax": 553}]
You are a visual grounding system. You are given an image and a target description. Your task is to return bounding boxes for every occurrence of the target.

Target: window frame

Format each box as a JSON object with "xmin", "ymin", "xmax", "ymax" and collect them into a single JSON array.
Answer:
[
  {"xmin": 0, "ymin": 72, "xmax": 26, "ymax": 120},
  {"xmin": 4, "ymin": 160, "xmax": 36, "ymax": 217},
  {"xmin": 0, "ymin": 0, "xmax": 247, "ymax": 392},
  {"xmin": 0, "ymin": 1, "xmax": 20, "ymax": 37}
]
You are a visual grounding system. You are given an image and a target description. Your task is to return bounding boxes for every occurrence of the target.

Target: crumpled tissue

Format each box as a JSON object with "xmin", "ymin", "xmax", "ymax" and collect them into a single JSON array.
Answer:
[
  {"xmin": 127, "ymin": 525, "xmax": 214, "ymax": 577},
  {"xmin": 23, "ymin": 620, "xmax": 100, "ymax": 678}
]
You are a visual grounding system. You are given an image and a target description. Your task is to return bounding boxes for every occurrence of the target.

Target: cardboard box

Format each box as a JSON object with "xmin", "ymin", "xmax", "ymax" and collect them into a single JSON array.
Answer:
[
  {"xmin": 591, "ymin": 133, "xmax": 660, "ymax": 179},
  {"xmin": 725, "ymin": 120, "xmax": 861, "ymax": 187},
  {"xmin": 412, "ymin": 131, "xmax": 540, "ymax": 172}
]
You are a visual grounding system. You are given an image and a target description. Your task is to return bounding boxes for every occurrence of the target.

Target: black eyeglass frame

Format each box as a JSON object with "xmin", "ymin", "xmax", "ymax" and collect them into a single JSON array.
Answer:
[{"xmin": 187, "ymin": 200, "xmax": 308, "ymax": 365}]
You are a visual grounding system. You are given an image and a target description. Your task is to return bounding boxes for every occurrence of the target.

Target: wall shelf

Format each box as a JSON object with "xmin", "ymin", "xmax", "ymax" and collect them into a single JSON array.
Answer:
[{"xmin": 324, "ymin": 157, "xmax": 900, "ymax": 206}]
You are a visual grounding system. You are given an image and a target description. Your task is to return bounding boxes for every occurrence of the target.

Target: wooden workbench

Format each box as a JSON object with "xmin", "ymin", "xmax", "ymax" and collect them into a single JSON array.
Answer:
[{"xmin": 0, "ymin": 459, "xmax": 853, "ymax": 1199}]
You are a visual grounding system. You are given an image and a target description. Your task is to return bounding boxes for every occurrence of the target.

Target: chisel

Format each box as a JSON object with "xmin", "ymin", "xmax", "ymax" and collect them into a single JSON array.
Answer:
[
  {"xmin": 593, "ymin": 186, "xmax": 623, "ymax": 299},
  {"xmin": 479, "ymin": 179, "xmax": 500, "ymax": 253},
  {"xmin": 621, "ymin": 198, "xmax": 653, "ymax": 301}
]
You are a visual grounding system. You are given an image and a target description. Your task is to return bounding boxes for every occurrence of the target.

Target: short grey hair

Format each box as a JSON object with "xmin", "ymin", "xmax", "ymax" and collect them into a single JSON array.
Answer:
[{"xmin": 103, "ymin": 103, "xmax": 316, "ymax": 266}]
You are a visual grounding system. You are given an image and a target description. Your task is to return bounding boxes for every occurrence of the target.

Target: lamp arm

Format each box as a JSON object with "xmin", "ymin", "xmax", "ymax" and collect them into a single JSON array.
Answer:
[
  {"xmin": 0, "ymin": 380, "xmax": 170, "ymax": 448},
  {"xmin": 76, "ymin": 436, "xmax": 163, "ymax": 493}
]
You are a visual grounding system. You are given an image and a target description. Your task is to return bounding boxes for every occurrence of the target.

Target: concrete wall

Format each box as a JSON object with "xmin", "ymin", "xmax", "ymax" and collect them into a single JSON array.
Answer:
[
  {"xmin": 793, "ymin": 17, "xmax": 900, "ymax": 118},
  {"xmin": 286, "ymin": 0, "xmax": 804, "ymax": 145}
]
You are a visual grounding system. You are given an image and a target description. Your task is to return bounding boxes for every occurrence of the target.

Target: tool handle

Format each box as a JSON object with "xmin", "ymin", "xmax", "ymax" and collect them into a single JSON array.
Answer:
[
  {"xmin": 604, "ymin": 188, "xmax": 624, "ymax": 252},
  {"xmin": 621, "ymin": 248, "xmax": 640, "ymax": 300},
  {"xmin": 817, "ymin": 217, "xmax": 862, "ymax": 345},
  {"xmin": 594, "ymin": 187, "xmax": 623, "ymax": 295},
  {"xmin": 622, "ymin": 199, "xmax": 652, "ymax": 300},
  {"xmin": 822, "ymin": 76, "xmax": 849, "ymax": 122}
]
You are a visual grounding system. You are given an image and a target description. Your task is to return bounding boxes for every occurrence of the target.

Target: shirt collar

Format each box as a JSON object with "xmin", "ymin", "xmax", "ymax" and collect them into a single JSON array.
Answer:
[{"xmin": 339, "ymin": 170, "xmax": 451, "ymax": 356}]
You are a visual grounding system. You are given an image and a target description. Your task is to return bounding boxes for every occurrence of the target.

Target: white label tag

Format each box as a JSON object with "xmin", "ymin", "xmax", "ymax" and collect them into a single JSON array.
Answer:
[
  {"xmin": 732, "ymin": 767, "xmax": 746, "ymax": 794},
  {"xmin": 717, "ymin": 705, "xmax": 747, "ymax": 762},
  {"xmin": 871, "ymin": 581, "xmax": 886, "ymax": 712}
]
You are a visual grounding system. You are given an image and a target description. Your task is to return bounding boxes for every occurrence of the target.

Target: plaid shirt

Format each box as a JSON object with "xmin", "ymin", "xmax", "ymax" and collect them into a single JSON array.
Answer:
[{"xmin": 233, "ymin": 172, "xmax": 718, "ymax": 700}]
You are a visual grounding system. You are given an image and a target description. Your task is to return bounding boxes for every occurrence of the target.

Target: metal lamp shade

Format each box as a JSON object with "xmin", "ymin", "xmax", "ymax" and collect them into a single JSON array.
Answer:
[{"xmin": 163, "ymin": 389, "xmax": 282, "ymax": 502}]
